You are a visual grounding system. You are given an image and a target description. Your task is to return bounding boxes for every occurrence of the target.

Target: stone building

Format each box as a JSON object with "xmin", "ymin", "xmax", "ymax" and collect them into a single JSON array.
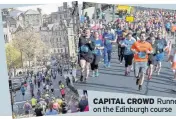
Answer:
[{"xmin": 23, "ymin": 9, "xmax": 42, "ymax": 31}]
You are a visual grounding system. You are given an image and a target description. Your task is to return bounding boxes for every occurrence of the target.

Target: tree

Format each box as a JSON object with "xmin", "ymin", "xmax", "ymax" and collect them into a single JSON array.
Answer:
[
  {"xmin": 12, "ymin": 26, "xmax": 48, "ymax": 68},
  {"xmin": 5, "ymin": 43, "xmax": 21, "ymax": 70}
]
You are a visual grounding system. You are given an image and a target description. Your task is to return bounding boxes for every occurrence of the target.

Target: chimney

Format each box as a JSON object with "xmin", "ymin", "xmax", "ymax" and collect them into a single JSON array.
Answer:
[{"xmin": 37, "ymin": 8, "xmax": 42, "ymax": 14}]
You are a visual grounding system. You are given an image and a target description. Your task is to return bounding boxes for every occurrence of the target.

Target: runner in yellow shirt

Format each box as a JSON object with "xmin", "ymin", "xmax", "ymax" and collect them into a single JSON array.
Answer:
[{"xmin": 31, "ymin": 96, "xmax": 37, "ymax": 108}]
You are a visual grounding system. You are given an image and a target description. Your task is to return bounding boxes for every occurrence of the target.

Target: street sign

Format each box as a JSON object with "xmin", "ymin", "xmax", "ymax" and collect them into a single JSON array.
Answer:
[{"xmin": 126, "ymin": 16, "xmax": 134, "ymax": 22}]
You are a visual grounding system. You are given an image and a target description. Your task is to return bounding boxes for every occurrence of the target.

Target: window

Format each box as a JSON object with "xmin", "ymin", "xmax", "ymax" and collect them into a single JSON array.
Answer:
[
  {"xmin": 61, "ymin": 49, "xmax": 63, "ymax": 53},
  {"xmin": 3, "ymin": 11, "xmax": 8, "ymax": 15}
]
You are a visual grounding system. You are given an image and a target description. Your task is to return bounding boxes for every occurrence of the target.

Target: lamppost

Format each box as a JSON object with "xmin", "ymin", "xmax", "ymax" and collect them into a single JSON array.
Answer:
[{"xmin": 9, "ymin": 80, "xmax": 13, "ymax": 113}]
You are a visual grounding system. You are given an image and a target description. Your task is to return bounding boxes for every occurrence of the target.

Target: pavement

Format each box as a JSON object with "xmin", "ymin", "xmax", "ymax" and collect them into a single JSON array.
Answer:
[{"xmin": 74, "ymin": 43, "xmax": 176, "ymax": 98}]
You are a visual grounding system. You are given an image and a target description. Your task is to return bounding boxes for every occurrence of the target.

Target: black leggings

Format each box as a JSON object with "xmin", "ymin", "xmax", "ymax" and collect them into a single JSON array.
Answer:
[
  {"xmin": 118, "ymin": 46, "xmax": 125, "ymax": 62},
  {"xmin": 91, "ymin": 63, "xmax": 98, "ymax": 70},
  {"xmin": 91, "ymin": 55, "xmax": 100, "ymax": 71},
  {"xmin": 124, "ymin": 54, "xmax": 134, "ymax": 67}
]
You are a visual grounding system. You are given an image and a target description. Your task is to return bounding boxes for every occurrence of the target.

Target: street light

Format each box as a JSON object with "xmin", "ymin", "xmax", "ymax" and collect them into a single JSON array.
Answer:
[{"xmin": 9, "ymin": 80, "xmax": 13, "ymax": 113}]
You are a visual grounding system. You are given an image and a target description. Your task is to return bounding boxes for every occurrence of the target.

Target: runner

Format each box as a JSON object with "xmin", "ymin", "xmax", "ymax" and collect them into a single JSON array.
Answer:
[
  {"xmin": 117, "ymin": 32, "xmax": 126, "ymax": 64},
  {"xmin": 78, "ymin": 28, "xmax": 95, "ymax": 82},
  {"xmin": 91, "ymin": 31, "xmax": 104, "ymax": 77},
  {"xmin": 34, "ymin": 75, "xmax": 37, "ymax": 86},
  {"xmin": 45, "ymin": 83, "xmax": 50, "ymax": 93},
  {"xmin": 50, "ymin": 83, "xmax": 54, "ymax": 93},
  {"xmin": 31, "ymin": 96, "xmax": 37, "ymax": 109},
  {"xmin": 37, "ymin": 89, "xmax": 41, "ymax": 101},
  {"xmin": 146, "ymin": 36, "xmax": 156, "ymax": 80},
  {"xmin": 23, "ymin": 101, "xmax": 32, "ymax": 116},
  {"xmin": 34, "ymin": 103, "xmax": 43, "ymax": 116},
  {"xmin": 131, "ymin": 32, "xmax": 153, "ymax": 90},
  {"xmin": 154, "ymin": 32, "xmax": 167, "ymax": 75},
  {"xmin": 121, "ymin": 32, "xmax": 136, "ymax": 76},
  {"xmin": 59, "ymin": 81, "xmax": 65, "ymax": 99},
  {"xmin": 45, "ymin": 102, "xmax": 58, "ymax": 115},
  {"xmin": 29, "ymin": 82, "xmax": 34, "ymax": 97},
  {"xmin": 103, "ymin": 28, "xmax": 116, "ymax": 67},
  {"xmin": 20, "ymin": 85, "xmax": 26, "ymax": 100},
  {"xmin": 78, "ymin": 95, "xmax": 89, "ymax": 112}
]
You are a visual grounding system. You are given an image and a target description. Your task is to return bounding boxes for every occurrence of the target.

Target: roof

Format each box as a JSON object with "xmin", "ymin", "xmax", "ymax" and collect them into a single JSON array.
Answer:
[
  {"xmin": 43, "ymin": 14, "xmax": 50, "ymax": 18},
  {"xmin": 24, "ymin": 9, "xmax": 40, "ymax": 15},
  {"xmin": 9, "ymin": 9, "xmax": 23, "ymax": 19},
  {"xmin": 51, "ymin": 12, "xmax": 58, "ymax": 15}
]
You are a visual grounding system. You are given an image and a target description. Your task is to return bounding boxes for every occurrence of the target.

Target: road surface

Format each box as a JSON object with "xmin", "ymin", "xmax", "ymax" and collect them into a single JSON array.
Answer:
[
  {"xmin": 13, "ymin": 71, "xmax": 73, "ymax": 115},
  {"xmin": 74, "ymin": 44, "xmax": 176, "ymax": 98}
]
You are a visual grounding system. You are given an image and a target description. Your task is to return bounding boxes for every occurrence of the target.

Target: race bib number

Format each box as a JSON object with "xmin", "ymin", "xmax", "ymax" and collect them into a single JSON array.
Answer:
[
  {"xmin": 92, "ymin": 50, "xmax": 98, "ymax": 54},
  {"xmin": 80, "ymin": 45, "xmax": 89, "ymax": 53},
  {"xmin": 105, "ymin": 40, "xmax": 111, "ymax": 44},
  {"xmin": 138, "ymin": 52, "xmax": 146, "ymax": 59},
  {"xmin": 157, "ymin": 42, "xmax": 164, "ymax": 50}
]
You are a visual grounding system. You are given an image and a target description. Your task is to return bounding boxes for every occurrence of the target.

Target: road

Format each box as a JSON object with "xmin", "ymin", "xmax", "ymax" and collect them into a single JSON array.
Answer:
[
  {"xmin": 12, "ymin": 71, "xmax": 71, "ymax": 115},
  {"xmin": 74, "ymin": 43, "xmax": 176, "ymax": 98}
]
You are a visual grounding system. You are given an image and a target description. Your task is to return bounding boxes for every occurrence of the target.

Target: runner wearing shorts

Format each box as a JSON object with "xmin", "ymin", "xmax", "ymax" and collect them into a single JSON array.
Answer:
[
  {"xmin": 146, "ymin": 36, "xmax": 156, "ymax": 80},
  {"xmin": 121, "ymin": 32, "xmax": 136, "ymax": 76},
  {"xmin": 131, "ymin": 32, "xmax": 153, "ymax": 90}
]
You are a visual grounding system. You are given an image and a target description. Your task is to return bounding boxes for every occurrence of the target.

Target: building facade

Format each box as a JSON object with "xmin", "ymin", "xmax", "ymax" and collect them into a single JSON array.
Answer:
[{"xmin": 24, "ymin": 9, "xmax": 42, "ymax": 27}]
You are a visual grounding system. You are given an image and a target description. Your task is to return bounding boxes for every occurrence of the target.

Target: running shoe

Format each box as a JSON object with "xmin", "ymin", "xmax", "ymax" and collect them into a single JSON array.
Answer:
[
  {"xmin": 95, "ymin": 72, "xmax": 99, "ymax": 77},
  {"xmin": 127, "ymin": 71, "xmax": 130, "ymax": 76},
  {"xmin": 107, "ymin": 62, "xmax": 110, "ymax": 67},
  {"xmin": 104, "ymin": 64, "xmax": 107, "ymax": 68},
  {"xmin": 138, "ymin": 85, "xmax": 142, "ymax": 91},
  {"xmin": 125, "ymin": 71, "xmax": 128, "ymax": 76},
  {"xmin": 80, "ymin": 76, "xmax": 83, "ymax": 82},
  {"xmin": 92, "ymin": 71, "xmax": 95, "ymax": 77},
  {"xmin": 157, "ymin": 72, "xmax": 160, "ymax": 76},
  {"xmin": 84, "ymin": 78, "xmax": 87, "ymax": 83},
  {"xmin": 148, "ymin": 75, "xmax": 152, "ymax": 80}
]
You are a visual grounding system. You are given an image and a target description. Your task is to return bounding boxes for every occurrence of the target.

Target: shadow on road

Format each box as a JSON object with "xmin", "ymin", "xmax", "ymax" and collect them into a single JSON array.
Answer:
[
  {"xmin": 98, "ymin": 71, "xmax": 134, "ymax": 77},
  {"xmin": 145, "ymin": 78, "xmax": 174, "ymax": 86},
  {"xmin": 144, "ymin": 80, "xmax": 150, "ymax": 95},
  {"xmin": 75, "ymin": 82, "xmax": 143, "ymax": 95}
]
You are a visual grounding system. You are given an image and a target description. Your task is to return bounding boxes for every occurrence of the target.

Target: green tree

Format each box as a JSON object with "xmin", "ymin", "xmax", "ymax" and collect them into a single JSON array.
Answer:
[
  {"xmin": 5, "ymin": 43, "xmax": 21, "ymax": 70},
  {"xmin": 12, "ymin": 26, "xmax": 47, "ymax": 68}
]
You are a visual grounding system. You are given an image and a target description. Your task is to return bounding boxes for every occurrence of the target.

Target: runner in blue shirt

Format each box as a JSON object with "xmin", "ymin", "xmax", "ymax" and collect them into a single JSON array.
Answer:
[
  {"xmin": 165, "ymin": 22, "xmax": 171, "ymax": 33},
  {"xmin": 154, "ymin": 32, "xmax": 167, "ymax": 75},
  {"xmin": 103, "ymin": 28, "xmax": 116, "ymax": 67},
  {"xmin": 91, "ymin": 31, "xmax": 104, "ymax": 77},
  {"xmin": 121, "ymin": 32, "xmax": 136, "ymax": 76},
  {"xmin": 45, "ymin": 103, "xmax": 58, "ymax": 115},
  {"xmin": 20, "ymin": 85, "xmax": 26, "ymax": 100}
]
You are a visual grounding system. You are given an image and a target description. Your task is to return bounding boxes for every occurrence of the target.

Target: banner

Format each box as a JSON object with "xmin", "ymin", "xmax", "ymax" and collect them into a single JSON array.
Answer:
[
  {"xmin": 126, "ymin": 16, "xmax": 134, "ymax": 22},
  {"xmin": 117, "ymin": 5, "xmax": 130, "ymax": 11}
]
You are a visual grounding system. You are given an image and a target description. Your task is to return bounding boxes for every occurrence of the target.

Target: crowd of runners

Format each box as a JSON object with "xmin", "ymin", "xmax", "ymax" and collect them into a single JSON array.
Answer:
[
  {"xmin": 78, "ymin": 6, "xmax": 176, "ymax": 91},
  {"xmin": 12, "ymin": 66, "xmax": 89, "ymax": 117}
]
